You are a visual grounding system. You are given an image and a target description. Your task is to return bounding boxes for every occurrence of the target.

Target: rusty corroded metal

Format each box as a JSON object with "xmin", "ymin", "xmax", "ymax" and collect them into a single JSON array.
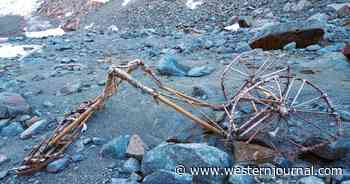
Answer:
[{"xmin": 16, "ymin": 57, "xmax": 341, "ymax": 175}]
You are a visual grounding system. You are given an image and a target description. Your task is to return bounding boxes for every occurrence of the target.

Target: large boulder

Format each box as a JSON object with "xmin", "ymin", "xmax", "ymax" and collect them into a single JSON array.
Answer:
[
  {"xmin": 142, "ymin": 143, "xmax": 233, "ymax": 184},
  {"xmin": 249, "ymin": 20, "xmax": 325, "ymax": 50},
  {"xmin": 342, "ymin": 44, "xmax": 350, "ymax": 61},
  {"xmin": 0, "ymin": 92, "xmax": 31, "ymax": 119}
]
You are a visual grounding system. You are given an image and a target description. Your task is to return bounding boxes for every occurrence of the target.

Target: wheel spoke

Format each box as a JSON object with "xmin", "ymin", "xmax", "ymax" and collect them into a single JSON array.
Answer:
[
  {"xmin": 240, "ymin": 113, "xmax": 271, "ymax": 137},
  {"xmin": 290, "ymin": 80, "xmax": 306, "ymax": 106}
]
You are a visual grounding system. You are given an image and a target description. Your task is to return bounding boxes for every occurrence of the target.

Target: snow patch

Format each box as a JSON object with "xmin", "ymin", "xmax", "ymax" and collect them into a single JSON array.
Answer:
[
  {"xmin": 122, "ymin": 0, "xmax": 132, "ymax": 6},
  {"xmin": 0, "ymin": 0, "xmax": 42, "ymax": 17},
  {"xmin": 25, "ymin": 28, "xmax": 65, "ymax": 38},
  {"xmin": 224, "ymin": 23, "xmax": 240, "ymax": 32},
  {"xmin": 0, "ymin": 43, "xmax": 42, "ymax": 59},
  {"xmin": 186, "ymin": 0, "xmax": 203, "ymax": 10}
]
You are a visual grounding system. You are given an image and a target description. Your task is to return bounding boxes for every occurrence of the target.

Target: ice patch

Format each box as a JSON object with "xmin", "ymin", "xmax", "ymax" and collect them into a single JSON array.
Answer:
[
  {"xmin": 0, "ymin": 0, "xmax": 42, "ymax": 17},
  {"xmin": 186, "ymin": 0, "xmax": 203, "ymax": 10},
  {"xmin": 0, "ymin": 43, "xmax": 42, "ymax": 59},
  {"xmin": 122, "ymin": 0, "xmax": 132, "ymax": 6},
  {"xmin": 25, "ymin": 28, "xmax": 65, "ymax": 38},
  {"xmin": 224, "ymin": 23, "xmax": 240, "ymax": 32}
]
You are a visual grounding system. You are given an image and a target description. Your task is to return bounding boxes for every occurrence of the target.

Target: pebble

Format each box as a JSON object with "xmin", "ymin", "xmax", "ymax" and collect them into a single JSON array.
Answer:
[
  {"xmin": 297, "ymin": 176, "xmax": 325, "ymax": 184},
  {"xmin": 46, "ymin": 157, "xmax": 70, "ymax": 173},
  {"xmin": 0, "ymin": 122, "xmax": 24, "ymax": 137},
  {"xmin": 20, "ymin": 119, "xmax": 48, "ymax": 139}
]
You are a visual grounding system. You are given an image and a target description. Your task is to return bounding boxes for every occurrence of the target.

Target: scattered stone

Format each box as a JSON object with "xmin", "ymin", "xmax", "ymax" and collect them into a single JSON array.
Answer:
[
  {"xmin": 235, "ymin": 42, "xmax": 251, "ymax": 53},
  {"xmin": 0, "ymin": 119, "xmax": 10, "ymax": 130},
  {"xmin": 46, "ymin": 157, "xmax": 70, "ymax": 173},
  {"xmin": 297, "ymin": 176, "xmax": 325, "ymax": 184},
  {"xmin": 71, "ymin": 154, "xmax": 84, "ymax": 163},
  {"xmin": 340, "ymin": 110, "xmax": 350, "ymax": 121},
  {"xmin": 0, "ymin": 154, "xmax": 9, "ymax": 166},
  {"xmin": 283, "ymin": 0, "xmax": 311, "ymax": 12},
  {"xmin": 126, "ymin": 134, "xmax": 147, "ymax": 159},
  {"xmin": 111, "ymin": 178, "xmax": 138, "ymax": 184},
  {"xmin": 0, "ymin": 92, "xmax": 31, "ymax": 119},
  {"xmin": 156, "ymin": 55, "xmax": 190, "ymax": 76},
  {"xmin": 283, "ymin": 42, "xmax": 297, "ymax": 50},
  {"xmin": 0, "ymin": 170, "xmax": 8, "ymax": 180},
  {"xmin": 58, "ymin": 82, "xmax": 83, "ymax": 96},
  {"xmin": 306, "ymin": 44, "xmax": 321, "ymax": 51},
  {"xmin": 123, "ymin": 158, "xmax": 141, "ymax": 173},
  {"xmin": 342, "ymin": 44, "xmax": 350, "ymax": 61},
  {"xmin": 43, "ymin": 101, "xmax": 55, "ymax": 108},
  {"xmin": 228, "ymin": 16, "xmax": 254, "ymax": 28},
  {"xmin": 228, "ymin": 165, "xmax": 254, "ymax": 184},
  {"xmin": 250, "ymin": 20, "xmax": 325, "ymax": 50},
  {"xmin": 142, "ymin": 143, "xmax": 232, "ymax": 183},
  {"xmin": 186, "ymin": 66, "xmax": 215, "ymax": 77},
  {"xmin": 92, "ymin": 137, "xmax": 106, "ymax": 145},
  {"xmin": 308, "ymin": 13, "xmax": 329, "ymax": 23},
  {"xmin": 0, "ymin": 122, "xmax": 24, "ymax": 137},
  {"xmin": 20, "ymin": 119, "xmax": 48, "ymax": 139},
  {"xmin": 100, "ymin": 135, "xmax": 130, "ymax": 159},
  {"xmin": 191, "ymin": 86, "xmax": 208, "ymax": 100},
  {"xmin": 328, "ymin": 3, "xmax": 350, "ymax": 18},
  {"xmin": 310, "ymin": 138, "xmax": 350, "ymax": 160},
  {"xmin": 143, "ymin": 170, "xmax": 192, "ymax": 184}
]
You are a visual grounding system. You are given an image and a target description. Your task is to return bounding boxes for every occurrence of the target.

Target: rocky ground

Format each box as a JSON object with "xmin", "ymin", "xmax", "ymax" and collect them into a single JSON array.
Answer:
[{"xmin": 0, "ymin": 0, "xmax": 350, "ymax": 184}]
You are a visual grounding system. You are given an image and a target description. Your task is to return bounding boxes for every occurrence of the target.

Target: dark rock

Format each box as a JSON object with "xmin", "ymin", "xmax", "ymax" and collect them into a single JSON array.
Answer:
[
  {"xmin": 309, "ymin": 138, "xmax": 350, "ymax": 160},
  {"xmin": 342, "ymin": 44, "xmax": 350, "ymax": 61},
  {"xmin": 100, "ymin": 135, "xmax": 130, "ymax": 159},
  {"xmin": 142, "ymin": 143, "xmax": 233, "ymax": 184},
  {"xmin": 297, "ymin": 176, "xmax": 325, "ymax": 184},
  {"xmin": 20, "ymin": 119, "xmax": 48, "ymax": 139},
  {"xmin": 126, "ymin": 134, "xmax": 147, "ymax": 159},
  {"xmin": 0, "ymin": 92, "xmax": 31, "ymax": 119},
  {"xmin": 0, "ymin": 122, "xmax": 24, "ymax": 137},
  {"xmin": 250, "ymin": 20, "xmax": 325, "ymax": 50},
  {"xmin": 46, "ymin": 157, "xmax": 70, "ymax": 173},
  {"xmin": 123, "ymin": 158, "xmax": 141, "ymax": 173},
  {"xmin": 191, "ymin": 86, "xmax": 208, "ymax": 100},
  {"xmin": 186, "ymin": 66, "xmax": 215, "ymax": 77},
  {"xmin": 228, "ymin": 16, "xmax": 254, "ymax": 28},
  {"xmin": 143, "ymin": 170, "xmax": 192, "ymax": 184},
  {"xmin": 156, "ymin": 55, "xmax": 190, "ymax": 76}
]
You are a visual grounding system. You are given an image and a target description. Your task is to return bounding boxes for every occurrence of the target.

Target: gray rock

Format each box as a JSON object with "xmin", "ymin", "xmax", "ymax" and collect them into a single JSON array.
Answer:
[
  {"xmin": 191, "ymin": 86, "xmax": 208, "ymax": 100},
  {"xmin": 126, "ymin": 134, "xmax": 147, "ymax": 159},
  {"xmin": 228, "ymin": 166, "xmax": 254, "ymax": 184},
  {"xmin": 20, "ymin": 119, "xmax": 48, "ymax": 139},
  {"xmin": 283, "ymin": 42, "xmax": 297, "ymax": 50},
  {"xmin": 0, "ymin": 92, "xmax": 31, "ymax": 119},
  {"xmin": 46, "ymin": 157, "xmax": 70, "ymax": 173},
  {"xmin": 0, "ymin": 122, "xmax": 24, "ymax": 137},
  {"xmin": 308, "ymin": 13, "xmax": 329, "ymax": 23},
  {"xmin": 250, "ymin": 20, "xmax": 325, "ymax": 50},
  {"xmin": 0, "ymin": 170, "xmax": 8, "ymax": 180},
  {"xmin": 306, "ymin": 44, "xmax": 321, "ymax": 51},
  {"xmin": 92, "ymin": 137, "xmax": 107, "ymax": 145},
  {"xmin": 111, "ymin": 178, "xmax": 138, "ymax": 184},
  {"xmin": 100, "ymin": 135, "xmax": 130, "ymax": 159},
  {"xmin": 0, "ymin": 119, "xmax": 10, "ymax": 130},
  {"xmin": 123, "ymin": 158, "xmax": 141, "ymax": 173},
  {"xmin": 71, "ymin": 154, "xmax": 84, "ymax": 163},
  {"xmin": 156, "ymin": 55, "xmax": 190, "ymax": 76},
  {"xmin": 340, "ymin": 110, "xmax": 350, "ymax": 121},
  {"xmin": 58, "ymin": 82, "xmax": 83, "ymax": 96},
  {"xmin": 186, "ymin": 66, "xmax": 215, "ymax": 77},
  {"xmin": 142, "ymin": 143, "xmax": 232, "ymax": 184},
  {"xmin": 0, "ymin": 154, "xmax": 9, "ymax": 166},
  {"xmin": 328, "ymin": 3, "xmax": 350, "ymax": 18},
  {"xmin": 297, "ymin": 176, "xmax": 325, "ymax": 184},
  {"xmin": 43, "ymin": 101, "xmax": 55, "ymax": 108},
  {"xmin": 143, "ymin": 170, "xmax": 192, "ymax": 184}
]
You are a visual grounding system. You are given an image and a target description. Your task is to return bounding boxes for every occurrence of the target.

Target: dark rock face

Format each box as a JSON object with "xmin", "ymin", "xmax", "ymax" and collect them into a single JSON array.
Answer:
[
  {"xmin": 0, "ymin": 92, "xmax": 31, "ymax": 119},
  {"xmin": 342, "ymin": 44, "xmax": 350, "ymax": 61},
  {"xmin": 250, "ymin": 20, "xmax": 325, "ymax": 50},
  {"xmin": 142, "ymin": 143, "xmax": 233, "ymax": 184}
]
